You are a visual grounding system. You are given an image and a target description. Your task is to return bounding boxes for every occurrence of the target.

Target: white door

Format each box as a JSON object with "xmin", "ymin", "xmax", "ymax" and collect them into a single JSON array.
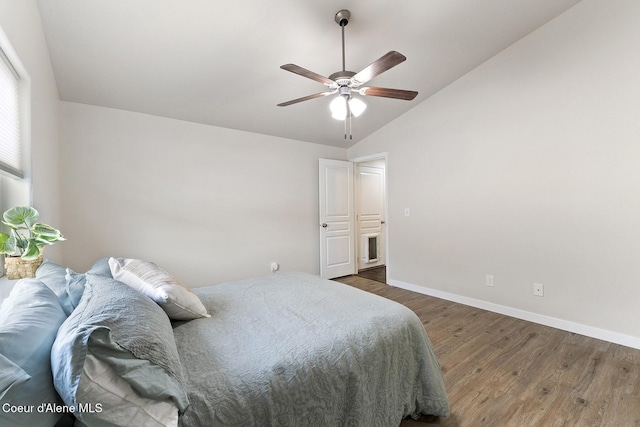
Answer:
[
  {"xmin": 356, "ymin": 164, "xmax": 385, "ymax": 270},
  {"xmin": 319, "ymin": 159, "xmax": 356, "ymax": 279}
]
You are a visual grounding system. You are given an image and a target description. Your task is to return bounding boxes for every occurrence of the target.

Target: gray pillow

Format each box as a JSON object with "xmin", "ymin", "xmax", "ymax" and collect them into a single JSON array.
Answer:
[
  {"xmin": 37, "ymin": 259, "xmax": 113, "ymax": 317},
  {"xmin": 86, "ymin": 257, "xmax": 112, "ymax": 278},
  {"xmin": 51, "ymin": 274, "xmax": 189, "ymax": 424}
]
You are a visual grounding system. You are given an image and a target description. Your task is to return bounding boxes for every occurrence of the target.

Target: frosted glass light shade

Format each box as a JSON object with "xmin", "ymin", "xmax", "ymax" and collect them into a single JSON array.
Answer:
[
  {"xmin": 330, "ymin": 95, "xmax": 347, "ymax": 120},
  {"xmin": 348, "ymin": 97, "xmax": 366, "ymax": 117},
  {"xmin": 330, "ymin": 95, "xmax": 367, "ymax": 120}
]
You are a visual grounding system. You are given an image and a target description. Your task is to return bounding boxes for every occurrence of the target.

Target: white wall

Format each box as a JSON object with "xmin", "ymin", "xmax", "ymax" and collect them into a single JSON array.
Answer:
[
  {"xmin": 0, "ymin": 0, "xmax": 61, "ymax": 227},
  {"xmin": 0, "ymin": 0, "xmax": 61, "ymax": 297},
  {"xmin": 349, "ymin": 0, "xmax": 640, "ymax": 345},
  {"xmin": 60, "ymin": 102, "xmax": 346, "ymax": 286}
]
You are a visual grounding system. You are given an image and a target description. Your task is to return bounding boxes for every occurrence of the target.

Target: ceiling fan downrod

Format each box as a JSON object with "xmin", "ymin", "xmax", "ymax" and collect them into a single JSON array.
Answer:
[
  {"xmin": 336, "ymin": 9, "xmax": 355, "ymax": 139},
  {"xmin": 335, "ymin": 9, "xmax": 350, "ymax": 72}
]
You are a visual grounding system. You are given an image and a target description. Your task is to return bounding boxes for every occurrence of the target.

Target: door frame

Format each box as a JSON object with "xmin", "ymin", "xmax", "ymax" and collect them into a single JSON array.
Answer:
[{"xmin": 350, "ymin": 153, "xmax": 389, "ymax": 277}]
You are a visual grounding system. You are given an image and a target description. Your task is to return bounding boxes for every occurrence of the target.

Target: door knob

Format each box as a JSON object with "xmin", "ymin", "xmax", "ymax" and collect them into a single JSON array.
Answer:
[{"xmin": 321, "ymin": 223, "xmax": 328, "ymax": 228}]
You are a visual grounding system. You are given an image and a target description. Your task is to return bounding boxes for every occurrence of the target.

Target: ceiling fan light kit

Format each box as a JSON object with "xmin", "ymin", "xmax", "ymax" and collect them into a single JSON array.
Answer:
[
  {"xmin": 278, "ymin": 9, "xmax": 418, "ymax": 139},
  {"xmin": 330, "ymin": 95, "xmax": 366, "ymax": 120}
]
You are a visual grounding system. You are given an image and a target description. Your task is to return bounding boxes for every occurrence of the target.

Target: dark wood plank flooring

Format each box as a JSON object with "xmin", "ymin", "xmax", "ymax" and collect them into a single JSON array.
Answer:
[
  {"xmin": 357, "ymin": 266, "xmax": 386, "ymax": 284},
  {"xmin": 334, "ymin": 274, "xmax": 640, "ymax": 427}
]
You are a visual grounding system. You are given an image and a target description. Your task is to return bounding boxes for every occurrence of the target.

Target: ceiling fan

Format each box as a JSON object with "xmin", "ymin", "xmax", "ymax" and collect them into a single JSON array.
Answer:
[{"xmin": 277, "ymin": 9, "xmax": 418, "ymax": 139}]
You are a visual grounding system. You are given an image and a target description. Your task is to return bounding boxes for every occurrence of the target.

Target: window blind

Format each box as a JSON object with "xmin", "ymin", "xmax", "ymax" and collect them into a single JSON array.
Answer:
[{"xmin": 0, "ymin": 46, "xmax": 23, "ymax": 178}]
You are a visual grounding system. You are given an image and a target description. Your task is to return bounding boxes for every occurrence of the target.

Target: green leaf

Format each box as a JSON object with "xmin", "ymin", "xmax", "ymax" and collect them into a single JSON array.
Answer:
[
  {"xmin": 33, "ymin": 237, "xmax": 52, "ymax": 246},
  {"xmin": 21, "ymin": 240, "xmax": 41, "ymax": 260},
  {"xmin": 2, "ymin": 221, "xmax": 22, "ymax": 230},
  {"xmin": 33, "ymin": 236, "xmax": 63, "ymax": 246},
  {"xmin": 0, "ymin": 232, "xmax": 16, "ymax": 255},
  {"xmin": 3, "ymin": 206, "xmax": 39, "ymax": 227},
  {"xmin": 32, "ymin": 223, "xmax": 64, "ymax": 239},
  {"xmin": 15, "ymin": 236, "xmax": 28, "ymax": 249}
]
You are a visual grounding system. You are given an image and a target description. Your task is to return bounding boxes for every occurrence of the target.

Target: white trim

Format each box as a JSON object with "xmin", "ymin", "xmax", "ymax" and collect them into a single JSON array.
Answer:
[
  {"xmin": 349, "ymin": 152, "xmax": 388, "ymax": 164},
  {"xmin": 389, "ymin": 278, "xmax": 640, "ymax": 350}
]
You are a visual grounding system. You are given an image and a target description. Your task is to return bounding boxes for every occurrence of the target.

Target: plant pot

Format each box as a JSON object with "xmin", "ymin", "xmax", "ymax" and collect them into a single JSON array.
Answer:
[{"xmin": 4, "ymin": 253, "xmax": 44, "ymax": 279}]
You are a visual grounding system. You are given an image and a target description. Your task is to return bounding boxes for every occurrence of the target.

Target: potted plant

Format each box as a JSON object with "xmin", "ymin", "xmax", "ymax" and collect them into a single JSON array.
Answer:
[{"xmin": 0, "ymin": 206, "xmax": 65, "ymax": 279}]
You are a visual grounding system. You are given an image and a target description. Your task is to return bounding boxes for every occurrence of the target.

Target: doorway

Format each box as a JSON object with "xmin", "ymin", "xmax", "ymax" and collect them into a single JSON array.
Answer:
[
  {"xmin": 318, "ymin": 154, "xmax": 388, "ymax": 281},
  {"xmin": 355, "ymin": 159, "xmax": 386, "ymax": 280}
]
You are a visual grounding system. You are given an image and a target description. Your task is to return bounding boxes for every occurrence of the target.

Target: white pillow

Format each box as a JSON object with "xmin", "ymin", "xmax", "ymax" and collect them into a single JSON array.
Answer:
[{"xmin": 109, "ymin": 257, "xmax": 210, "ymax": 320}]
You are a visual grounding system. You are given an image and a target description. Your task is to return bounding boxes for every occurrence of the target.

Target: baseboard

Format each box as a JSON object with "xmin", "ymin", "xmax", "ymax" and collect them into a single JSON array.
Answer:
[{"xmin": 388, "ymin": 279, "xmax": 640, "ymax": 350}]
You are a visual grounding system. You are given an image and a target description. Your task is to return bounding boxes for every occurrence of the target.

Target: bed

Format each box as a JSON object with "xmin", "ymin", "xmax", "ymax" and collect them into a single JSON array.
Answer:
[{"xmin": 0, "ymin": 258, "xmax": 449, "ymax": 427}]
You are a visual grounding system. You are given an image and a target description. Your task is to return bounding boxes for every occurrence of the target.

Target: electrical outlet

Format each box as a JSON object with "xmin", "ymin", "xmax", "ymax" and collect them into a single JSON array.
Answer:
[
  {"xmin": 404, "ymin": 208, "xmax": 410, "ymax": 217},
  {"xmin": 533, "ymin": 283, "xmax": 544, "ymax": 297},
  {"xmin": 486, "ymin": 275, "xmax": 494, "ymax": 287}
]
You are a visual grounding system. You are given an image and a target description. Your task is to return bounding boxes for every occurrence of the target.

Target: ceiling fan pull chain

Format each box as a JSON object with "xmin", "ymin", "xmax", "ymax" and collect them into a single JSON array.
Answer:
[
  {"xmin": 344, "ymin": 114, "xmax": 347, "ymax": 139},
  {"xmin": 345, "ymin": 99, "xmax": 349, "ymax": 139},
  {"xmin": 349, "ymin": 110, "xmax": 353, "ymax": 140},
  {"xmin": 348, "ymin": 100, "xmax": 353, "ymax": 140}
]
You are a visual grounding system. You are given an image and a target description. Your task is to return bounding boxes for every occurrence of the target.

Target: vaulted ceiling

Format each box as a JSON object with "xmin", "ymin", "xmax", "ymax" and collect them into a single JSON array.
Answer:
[{"xmin": 36, "ymin": 0, "xmax": 582, "ymax": 147}]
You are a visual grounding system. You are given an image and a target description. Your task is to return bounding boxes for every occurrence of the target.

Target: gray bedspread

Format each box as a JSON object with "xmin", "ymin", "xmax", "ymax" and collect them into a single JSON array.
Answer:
[{"xmin": 173, "ymin": 272, "xmax": 449, "ymax": 427}]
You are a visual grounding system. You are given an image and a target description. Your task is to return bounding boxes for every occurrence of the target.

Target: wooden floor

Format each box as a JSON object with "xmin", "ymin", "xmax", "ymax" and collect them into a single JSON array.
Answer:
[
  {"xmin": 357, "ymin": 265, "xmax": 386, "ymax": 284},
  {"xmin": 334, "ymin": 274, "xmax": 640, "ymax": 427}
]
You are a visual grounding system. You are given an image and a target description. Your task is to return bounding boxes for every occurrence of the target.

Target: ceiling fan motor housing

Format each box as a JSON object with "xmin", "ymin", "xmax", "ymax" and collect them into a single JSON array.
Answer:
[
  {"xmin": 335, "ymin": 9, "xmax": 350, "ymax": 27},
  {"xmin": 329, "ymin": 70, "xmax": 356, "ymax": 86}
]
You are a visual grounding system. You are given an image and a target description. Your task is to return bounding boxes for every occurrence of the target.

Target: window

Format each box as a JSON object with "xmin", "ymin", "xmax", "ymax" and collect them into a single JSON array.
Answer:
[
  {"xmin": 0, "ymin": 26, "xmax": 31, "ymax": 281},
  {"xmin": 0, "ymin": 26, "xmax": 30, "ymax": 200},
  {"xmin": 0, "ymin": 45, "xmax": 23, "ymax": 178}
]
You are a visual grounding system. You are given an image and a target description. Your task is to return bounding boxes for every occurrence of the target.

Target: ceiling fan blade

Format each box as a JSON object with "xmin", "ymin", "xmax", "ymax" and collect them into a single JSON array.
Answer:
[
  {"xmin": 351, "ymin": 51, "xmax": 407, "ymax": 85},
  {"xmin": 277, "ymin": 91, "xmax": 333, "ymax": 107},
  {"xmin": 280, "ymin": 64, "xmax": 334, "ymax": 86},
  {"xmin": 359, "ymin": 87, "xmax": 418, "ymax": 100}
]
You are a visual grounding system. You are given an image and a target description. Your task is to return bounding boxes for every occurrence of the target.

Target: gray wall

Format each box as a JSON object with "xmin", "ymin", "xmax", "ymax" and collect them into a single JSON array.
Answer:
[
  {"xmin": 349, "ymin": 0, "xmax": 640, "ymax": 344},
  {"xmin": 60, "ymin": 102, "xmax": 346, "ymax": 285}
]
